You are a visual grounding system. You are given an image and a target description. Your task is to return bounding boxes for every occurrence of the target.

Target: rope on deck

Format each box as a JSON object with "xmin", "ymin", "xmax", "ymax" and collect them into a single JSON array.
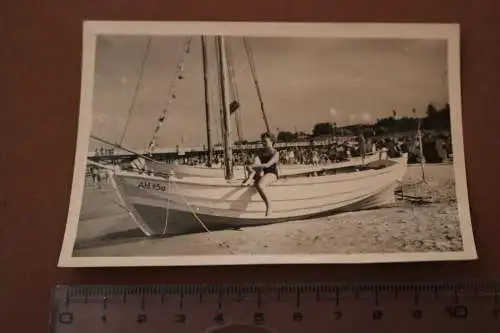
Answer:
[
  {"xmin": 161, "ymin": 176, "xmax": 172, "ymax": 236},
  {"xmin": 169, "ymin": 179, "xmax": 235, "ymax": 254},
  {"xmin": 87, "ymin": 161, "xmax": 233, "ymax": 253}
]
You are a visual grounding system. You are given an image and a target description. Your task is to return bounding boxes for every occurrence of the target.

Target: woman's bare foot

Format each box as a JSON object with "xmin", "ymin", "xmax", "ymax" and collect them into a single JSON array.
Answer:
[
  {"xmin": 241, "ymin": 179, "xmax": 252, "ymax": 187},
  {"xmin": 265, "ymin": 204, "xmax": 272, "ymax": 217}
]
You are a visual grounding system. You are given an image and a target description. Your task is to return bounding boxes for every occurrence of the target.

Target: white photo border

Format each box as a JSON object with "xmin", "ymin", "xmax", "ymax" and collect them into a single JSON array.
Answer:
[{"xmin": 58, "ymin": 21, "xmax": 477, "ymax": 267}]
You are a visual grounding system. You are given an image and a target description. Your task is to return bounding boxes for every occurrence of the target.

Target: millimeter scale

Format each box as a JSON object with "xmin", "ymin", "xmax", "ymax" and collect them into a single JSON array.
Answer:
[{"xmin": 50, "ymin": 282, "xmax": 500, "ymax": 332}]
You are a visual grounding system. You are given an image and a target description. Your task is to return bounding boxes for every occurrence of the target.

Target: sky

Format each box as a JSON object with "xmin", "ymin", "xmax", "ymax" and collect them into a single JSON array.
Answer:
[{"xmin": 89, "ymin": 35, "xmax": 449, "ymax": 150}]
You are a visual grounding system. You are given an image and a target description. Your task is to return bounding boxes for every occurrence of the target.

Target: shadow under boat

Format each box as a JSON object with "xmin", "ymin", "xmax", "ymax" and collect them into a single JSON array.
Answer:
[{"xmin": 73, "ymin": 229, "xmax": 146, "ymax": 251}]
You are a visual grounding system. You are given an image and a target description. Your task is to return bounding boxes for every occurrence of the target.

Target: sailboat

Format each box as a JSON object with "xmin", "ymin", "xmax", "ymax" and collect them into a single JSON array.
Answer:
[{"xmin": 109, "ymin": 35, "xmax": 408, "ymax": 237}]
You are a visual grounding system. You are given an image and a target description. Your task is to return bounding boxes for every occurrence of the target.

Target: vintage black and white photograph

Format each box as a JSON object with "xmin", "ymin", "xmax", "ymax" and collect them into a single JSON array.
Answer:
[{"xmin": 58, "ymin": 21, "xmax": 476, "ymax": 266}]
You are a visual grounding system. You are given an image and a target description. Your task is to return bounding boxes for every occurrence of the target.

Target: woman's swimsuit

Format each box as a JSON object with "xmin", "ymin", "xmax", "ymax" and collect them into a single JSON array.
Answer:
[{"xmin": 258, "ymin": 149, "xmax": 279, "ymax": 177}]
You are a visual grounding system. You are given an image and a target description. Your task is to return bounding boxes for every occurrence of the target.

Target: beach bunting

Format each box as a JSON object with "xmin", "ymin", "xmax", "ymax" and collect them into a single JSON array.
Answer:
[{"xmin": 147, "ymin": 37, "xmax": 193, "ymax": 153}]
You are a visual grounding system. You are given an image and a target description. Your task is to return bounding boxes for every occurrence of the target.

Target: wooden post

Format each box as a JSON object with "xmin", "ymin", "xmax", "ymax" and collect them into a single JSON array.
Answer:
[{"xmin": 417, "ymin": 119, "xmax": 426, "ymax": 183}]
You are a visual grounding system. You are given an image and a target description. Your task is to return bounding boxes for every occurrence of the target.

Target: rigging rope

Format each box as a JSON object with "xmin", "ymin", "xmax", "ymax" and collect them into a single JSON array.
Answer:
[
  {"xmin": 161, "ymin": 176, "xmax": 172, "ymax": 236},
  {"xmin": 90, "ymin": 134, "xmax": 162, "ymax": 166},
  {"xmin": 119, "ymin": 37, "xmax": 152, "ymax": 146},
  {"xmin": 88, "ymin": 155, "xmax": 231, "ymax": 251},
  {"xmin": 243, "ymin": 37, "xmax": 272, "ymax": 134},
  {"xmin": 95, "ymin": 180, "xmax": 131, "ymax": 212},
  {"xmin": 169, "ymin": 180, "xmax": 234, "ymax": 253},
  {"xmin": 146, "ymin": 37, "xmax": 193, "ymax": 153}
]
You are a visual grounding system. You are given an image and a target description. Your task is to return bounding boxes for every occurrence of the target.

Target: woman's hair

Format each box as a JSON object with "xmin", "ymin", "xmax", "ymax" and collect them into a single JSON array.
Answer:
[{"xmin": 261, "ymin": 132, "xmax": 276, "ymax": 144}]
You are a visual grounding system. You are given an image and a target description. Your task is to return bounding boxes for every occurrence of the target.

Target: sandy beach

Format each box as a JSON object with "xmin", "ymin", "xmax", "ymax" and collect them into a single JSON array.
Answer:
[
  {"xmin": 72, "ymin": 163, "xmax": 463, "ymax": 257},
  {"xmin": 74, "ymin": 164, "xmax": 462, "ymax": 257}
]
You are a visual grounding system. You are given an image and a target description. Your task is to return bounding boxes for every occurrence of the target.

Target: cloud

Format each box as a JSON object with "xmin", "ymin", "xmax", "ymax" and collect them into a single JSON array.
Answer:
[
  {"xmin": 329, "ymin": 107, "xmax": 339, "ymax": 117},
  {"xmin": 361, "ymin": 112, "xmax": 372, "ymax": 123}
]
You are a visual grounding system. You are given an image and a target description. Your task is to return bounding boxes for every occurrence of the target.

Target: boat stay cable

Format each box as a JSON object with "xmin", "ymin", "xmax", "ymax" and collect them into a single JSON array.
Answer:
[
  {"xmin": 119, "ymin": 36, "xmax": 152, "ymax": 146},
  {"xmin": 243, "ymin": 37, "xmax": 272, "ymax": 135},
  {"xmin": 169, "ymin": 180, "xmax": 234, "ymax": 253},
  {"xmin": 91, "ymin": 134, "xmax": 163, "ymax": 166},
  {"xmin": 161, "ymin": 176, "xmax": 172, "ymax": 236}
]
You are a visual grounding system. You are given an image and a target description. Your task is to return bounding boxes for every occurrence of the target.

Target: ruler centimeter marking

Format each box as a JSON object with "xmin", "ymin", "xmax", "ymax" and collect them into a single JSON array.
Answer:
[{"xmin": 50, "ymin": 282, "xmax": 500, "ymax": 333}]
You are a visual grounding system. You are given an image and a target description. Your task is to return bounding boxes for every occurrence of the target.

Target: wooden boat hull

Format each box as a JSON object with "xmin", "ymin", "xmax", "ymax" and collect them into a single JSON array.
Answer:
[
  {"xmin": 150, "ymin": 154, "xmax": 380, "ymax": 179},
  {"xmin": 111, "ymin": 154, "xmax": 407, "ymax": 237}
]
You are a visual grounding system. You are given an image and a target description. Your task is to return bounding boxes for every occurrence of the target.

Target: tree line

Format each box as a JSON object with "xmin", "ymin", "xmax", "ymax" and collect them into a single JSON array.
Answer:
[{"xmin": 271, "ymin": 103, "xmax": 451, "ymax": 143}]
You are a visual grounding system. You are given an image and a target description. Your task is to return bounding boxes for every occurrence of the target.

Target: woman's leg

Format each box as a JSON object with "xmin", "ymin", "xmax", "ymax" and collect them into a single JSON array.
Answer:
[
  {"xmin": 241, "ymin": 165, "xmax": 255, "ymax": 186},
  {"xmin": 242, "ymin": 170, "xmax": 256, "ymax": 186},
  {"xmin": 255, "ymin": 173, "xmax": 278, "ymax": 216}
]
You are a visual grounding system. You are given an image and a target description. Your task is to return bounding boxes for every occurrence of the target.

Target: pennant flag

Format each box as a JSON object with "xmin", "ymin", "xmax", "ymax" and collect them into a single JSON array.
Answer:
[
  {"xmin": 230, "ymin": 100, "xmax": 240, "ymax": 114},
  {"xmin": 146, "ymin": 37, "xmax": 193, "ymax": 153}
]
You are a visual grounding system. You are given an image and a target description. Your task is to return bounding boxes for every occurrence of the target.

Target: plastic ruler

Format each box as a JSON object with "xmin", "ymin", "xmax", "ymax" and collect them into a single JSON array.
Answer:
[{"xmin": 50, "ymin": 282, "xmax": 500, "ymax": 332}]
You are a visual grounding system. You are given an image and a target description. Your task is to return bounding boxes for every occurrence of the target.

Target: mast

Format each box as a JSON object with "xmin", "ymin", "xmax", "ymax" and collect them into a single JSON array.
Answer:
[
  {"xmin": 201, "ymin": 36, "xmax": 213, "ymax": 166},
  {"xmin": 215, "ymin": 35, "xmax": 233, "ymax": 180}
]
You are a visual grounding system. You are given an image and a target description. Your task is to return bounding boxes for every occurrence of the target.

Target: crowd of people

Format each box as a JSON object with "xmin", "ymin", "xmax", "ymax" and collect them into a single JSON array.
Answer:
[
  {"xmin": 86, "ymin": 132, "xmax": 452, "ymax": 187},
  {"xmin": 86, "ymin": 165, "xmax": 110, "ymax": 188},
  {"xmin": 93, "ymin": 147, "xmax": 115, "ymax": 156},
  {"xmin": 168, "ymin": 132, "xmax": 452, "ymax": 168}
]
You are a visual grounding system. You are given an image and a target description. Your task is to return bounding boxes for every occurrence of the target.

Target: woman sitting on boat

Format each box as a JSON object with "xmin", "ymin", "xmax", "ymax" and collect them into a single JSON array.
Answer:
[{"xmin": 241, "ymin": 133, "xmax": 280, "ymax": 216}]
